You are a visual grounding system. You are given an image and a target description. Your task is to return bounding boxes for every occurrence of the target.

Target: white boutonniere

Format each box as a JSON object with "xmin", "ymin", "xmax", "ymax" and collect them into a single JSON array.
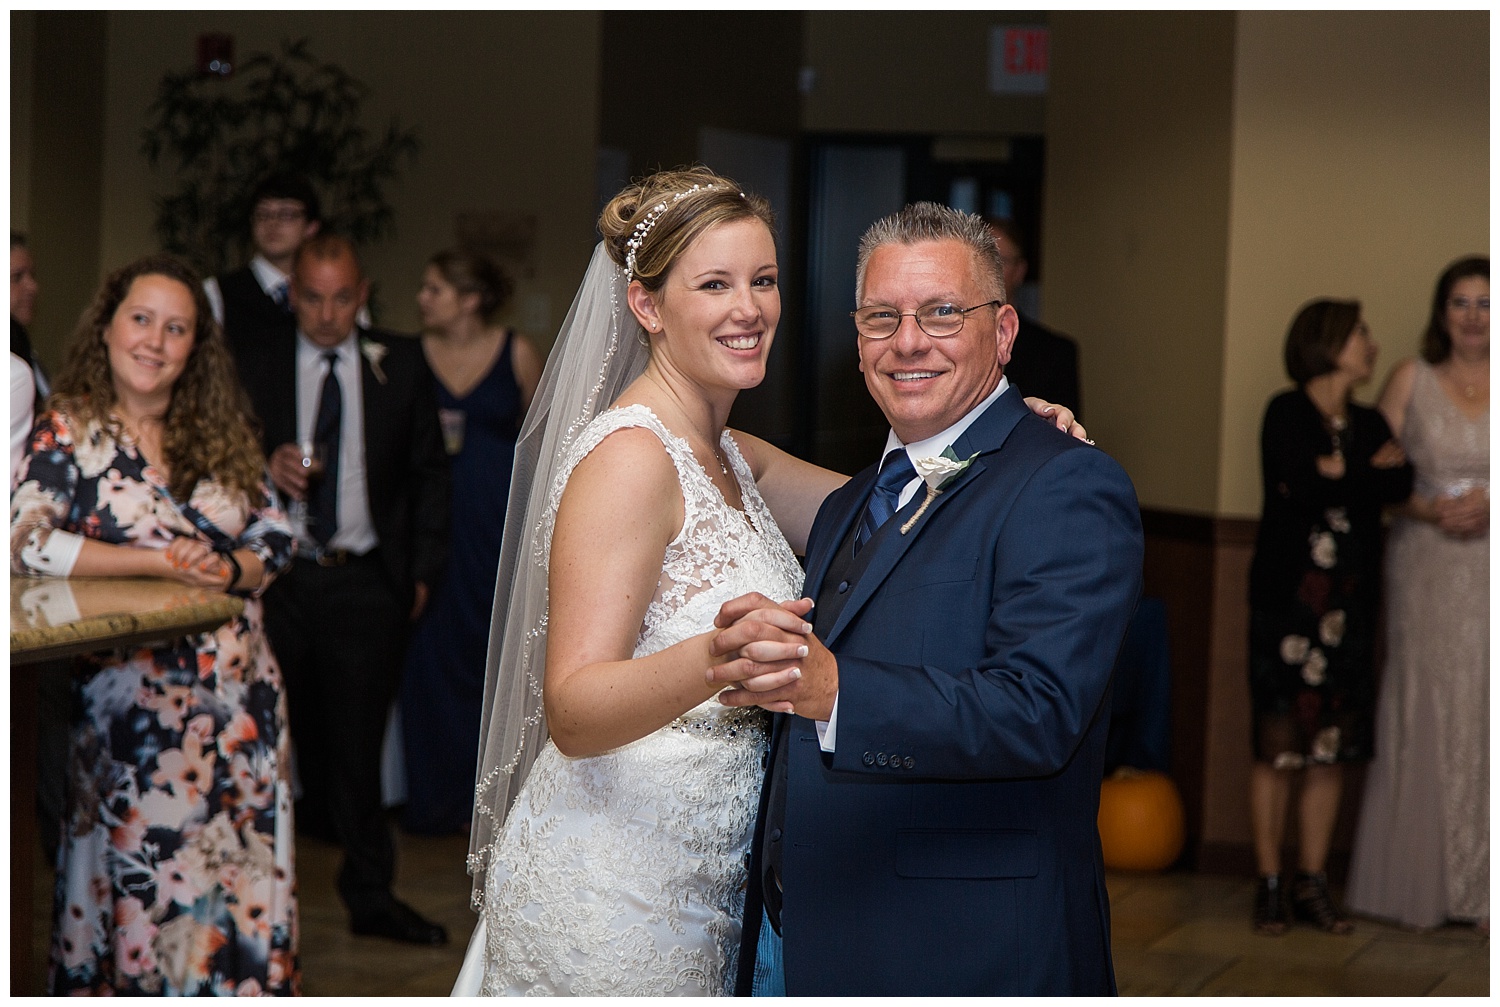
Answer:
[
  {"xmin": 901, "ymin": 448, "xmax": 980, "ymax": 534},
  {"xmin": 360, "ymin": 337, "xmax": 388, "ymax": 384}
]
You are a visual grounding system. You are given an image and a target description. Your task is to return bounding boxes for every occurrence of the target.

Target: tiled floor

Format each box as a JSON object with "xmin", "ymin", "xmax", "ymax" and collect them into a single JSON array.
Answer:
[
  {"xmin": 27, "ymin": 827, "xmax": 1490, "ymax": 995},
  {"xmin": 1106, "ymin": 871, "xmax": 1489, "ymax": 996}
]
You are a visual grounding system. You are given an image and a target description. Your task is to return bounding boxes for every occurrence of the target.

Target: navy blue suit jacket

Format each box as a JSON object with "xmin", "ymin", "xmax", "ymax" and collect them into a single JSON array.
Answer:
[{"xmin": 739, "ymin": 387, "xmax": 1143, "ymax": 995}]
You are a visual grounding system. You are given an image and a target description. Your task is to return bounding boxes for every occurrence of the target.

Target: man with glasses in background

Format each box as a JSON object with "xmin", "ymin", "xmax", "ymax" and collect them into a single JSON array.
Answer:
[
  {"xmin": 207, "ymin": 173, "xmax": 323, "ymax": 354},
  {"xmin": 716, "ymin": 202, "xmax": 1143, "ymax": 995}
]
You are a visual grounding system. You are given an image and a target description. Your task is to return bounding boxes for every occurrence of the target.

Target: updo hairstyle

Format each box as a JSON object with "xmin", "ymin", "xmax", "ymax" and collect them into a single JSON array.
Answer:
[
  {"xmin": 598, "ymin": 166, "xmax": 775, "ymax": 293},
  {"xmin": 429, "ymin": 248, "xmax": 514, "ymax": 323}
]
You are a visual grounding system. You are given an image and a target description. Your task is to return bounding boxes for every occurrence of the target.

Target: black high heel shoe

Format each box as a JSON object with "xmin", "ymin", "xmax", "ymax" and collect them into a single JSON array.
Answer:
[
  {"xmin": 1291, "ymin": 870, "xmax": 1353, "ymax": 934},
  {"xmin": 1253, "ymin": 874, "xmax": 1290, "ymax": 935}
]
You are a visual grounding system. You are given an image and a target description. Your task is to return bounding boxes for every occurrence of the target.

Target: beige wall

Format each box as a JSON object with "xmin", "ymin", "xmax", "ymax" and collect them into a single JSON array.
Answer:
[
  {"xmin": 1044, "ymin": 11, "xmax": 1488, "ymax": 519},
  {"xmin": 1044, "ymin": 12, "xmax": 1237, "ymax": 515},
  {"xmin": 1196, "ymin": 9, "xmax": 1490, "ymax": 850},
  {"xmin": 24, "ymin": 12, "xmax": 600, "ymax": 365},
  {"xmin": 1217, "ymin": 9, "xmax": 1489, "ymax": 518}
]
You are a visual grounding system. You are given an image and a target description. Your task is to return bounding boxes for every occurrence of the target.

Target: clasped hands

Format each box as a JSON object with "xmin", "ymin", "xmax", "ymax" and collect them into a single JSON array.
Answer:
[
  {"xmin": 1432, "ymin": 486, "xmax": 1488, "ymax": 539},
  {"xmin": 707, "ymin": 593, "xmax": 838, "ymax": 722},
  {"xmin": 162, "ymin": 536, "xmax": 235, "ymax": 590}
]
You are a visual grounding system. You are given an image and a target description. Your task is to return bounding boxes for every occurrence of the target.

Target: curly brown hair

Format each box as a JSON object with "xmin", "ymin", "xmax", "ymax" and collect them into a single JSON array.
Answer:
[{"xmin": 49, "ymin": 254, "xmax": 267, "ymax": 502}]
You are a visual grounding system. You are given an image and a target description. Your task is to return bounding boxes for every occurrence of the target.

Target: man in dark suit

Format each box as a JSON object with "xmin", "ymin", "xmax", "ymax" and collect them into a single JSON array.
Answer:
[
  {"xmin": 206, "ymin": 173, "xmax": 321, "ymax": 353},
  {"xmin": 234, "ymin": 233, "xmax": 451, "ymax": 945},
  {"xmin": 714, "ymin": 203, "xmax": 1143, "ymax": 994},
  {"xmin": 986, "ymin": 216, "xmax": 1082, "ymax": 417}
]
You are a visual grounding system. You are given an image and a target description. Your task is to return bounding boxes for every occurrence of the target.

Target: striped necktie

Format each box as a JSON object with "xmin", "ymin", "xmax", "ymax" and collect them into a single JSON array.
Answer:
[{"xmin": 854, "ymin": 448, "xmax": 916, "ymax": 554}]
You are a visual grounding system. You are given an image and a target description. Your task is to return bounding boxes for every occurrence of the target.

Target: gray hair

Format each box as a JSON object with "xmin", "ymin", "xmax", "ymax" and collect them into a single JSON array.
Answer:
[{"xmin": 855, "ymin": 202, "xmax": 1007, "ymax": 305}]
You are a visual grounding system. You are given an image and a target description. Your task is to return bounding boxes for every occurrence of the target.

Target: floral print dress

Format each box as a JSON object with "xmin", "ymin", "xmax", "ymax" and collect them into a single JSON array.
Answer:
[
  {"xmin": 1246, "ymin": 391, "xmax": 1413, "ymax": 767},
  {"xmin": 10, "ymin": 409, "xmax": 300, "ymax": 995}
]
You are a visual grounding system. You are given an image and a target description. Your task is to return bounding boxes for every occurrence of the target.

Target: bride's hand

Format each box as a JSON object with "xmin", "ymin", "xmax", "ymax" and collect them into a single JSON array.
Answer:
[
  {"xmin": 709, "ymin": 593, "xmax": 814, "ymax": 710},
  {"xmin": 1023, "ymin": 397, "xmax": 1089, "ymax": 443}
]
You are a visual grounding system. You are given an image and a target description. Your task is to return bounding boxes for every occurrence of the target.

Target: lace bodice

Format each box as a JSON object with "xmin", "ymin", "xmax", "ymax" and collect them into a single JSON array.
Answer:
[
  {"xmin": 463, "ymin": 404, "xmax": 804, "ymax": 996},
  {"xmin": 546, "ymin": 402, "xmax": 804, "ymax": 665}
]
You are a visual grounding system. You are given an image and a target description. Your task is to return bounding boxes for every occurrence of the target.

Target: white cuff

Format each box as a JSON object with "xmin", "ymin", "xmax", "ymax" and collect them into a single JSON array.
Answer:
[
  {"xmin": 815, "ymin": 693, "xmax": 839, "ymax": 752},
  {"xmin": 20, "ymin": 527, "xmax": 84, "ymax": 577}
]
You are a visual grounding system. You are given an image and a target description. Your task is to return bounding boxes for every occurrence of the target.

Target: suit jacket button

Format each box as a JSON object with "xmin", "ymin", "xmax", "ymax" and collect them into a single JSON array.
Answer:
[
  {"xmin": 862, "ymin": 752, "xmax": 875, "ymax": 766},
  {"xmin": 837, "ymin": 580, "xmax": 850, "ymax": 594},
  {"xmin": 876, "ymin": 752, "xmax": 888, "ymax": 766},
  {"xmin": 903, "ymin": 756, "xmax": 915, "ymax": 770},
  {"xmin": 770, "ymin": 828, "xmax": 782, "ymax": 842}
]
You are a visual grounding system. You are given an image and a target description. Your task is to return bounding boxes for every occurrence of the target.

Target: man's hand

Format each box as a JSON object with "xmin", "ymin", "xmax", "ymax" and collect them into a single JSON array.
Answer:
[
  {"xmin": 708, "ymin": 593, "xmax": 839, "ymax": 721},
  {"xmin": 411, "ymin": 581, "xmax": 430, "ymax": 621},
  {"xmin": 268, "ymin": 442, "xmax": 311, "ymax": 501}
]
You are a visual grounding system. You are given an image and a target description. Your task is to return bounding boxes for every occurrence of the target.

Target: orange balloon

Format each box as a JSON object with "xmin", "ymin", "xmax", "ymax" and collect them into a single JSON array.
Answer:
[{"xmin": 1097, "ymin": 768, "xmax": 1186, "ymax": 872}]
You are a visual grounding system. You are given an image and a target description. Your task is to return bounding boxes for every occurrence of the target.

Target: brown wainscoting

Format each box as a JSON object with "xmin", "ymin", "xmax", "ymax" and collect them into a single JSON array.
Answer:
[
  {"xmin": 1143, "ymin": 507, "xmax": 1378, "ymax": 878},
  {"xmin": 1139, "ymin": 507, "xmax": 1257, "ymax": 869}
]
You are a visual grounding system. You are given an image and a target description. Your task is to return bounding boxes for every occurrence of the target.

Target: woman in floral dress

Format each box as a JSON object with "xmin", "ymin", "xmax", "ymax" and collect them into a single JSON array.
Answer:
[
  {"xmin": 10, "ymin": 255, "xmax": 299, "ymax": 994},
  {"xmin": 1245, "ymin": 299, "xmax": 1414, "ymax": 938}
]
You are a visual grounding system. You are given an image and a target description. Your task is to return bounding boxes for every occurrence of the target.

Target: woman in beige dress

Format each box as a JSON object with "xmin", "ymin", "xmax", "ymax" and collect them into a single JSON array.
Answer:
[{"xmin": 1346, "ymin": 256, "xmax": 1489, "ymax": 932}]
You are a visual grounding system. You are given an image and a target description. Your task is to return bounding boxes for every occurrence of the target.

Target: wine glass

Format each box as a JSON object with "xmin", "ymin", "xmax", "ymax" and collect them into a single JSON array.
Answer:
[{"xmin": 289, "ymin": 440, "xmax": 326, "ymax": 531}]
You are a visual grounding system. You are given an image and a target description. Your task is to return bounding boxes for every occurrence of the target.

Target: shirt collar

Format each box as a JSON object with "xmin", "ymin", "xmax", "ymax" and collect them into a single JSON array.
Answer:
[
  {"xmin": 296, "ymin": 329, "xmax": 358, "ymax": 363},
  {"xmin": 249, "ymin": 255, "xmax": 288, "ymax": 295},
  {"xmin": 882, "ymin": 376, "xmax": 1009, "ymax": 467}
]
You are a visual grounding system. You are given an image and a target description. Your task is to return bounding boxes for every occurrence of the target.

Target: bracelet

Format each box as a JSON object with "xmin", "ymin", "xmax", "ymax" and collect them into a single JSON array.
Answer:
[{"xmin": 219, "ymin": 549, "xmax": 243, "ymax": 591}]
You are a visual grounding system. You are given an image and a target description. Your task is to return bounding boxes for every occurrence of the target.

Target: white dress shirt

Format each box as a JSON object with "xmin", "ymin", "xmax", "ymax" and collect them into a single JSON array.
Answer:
[
  {"xmin": 818, "ymin": 377, "xmax": 1011, "ymax": 751},
  {"xmin": 295, "ymin": 331, "xmax": 379, "ymax": 556},
  {"xmin": 204, "ymin": 254, "xmax": 287, "ymax": 326}
]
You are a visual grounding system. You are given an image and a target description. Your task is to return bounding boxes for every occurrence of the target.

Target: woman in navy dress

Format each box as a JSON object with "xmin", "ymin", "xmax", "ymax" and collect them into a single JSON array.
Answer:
[{"xmin": 400, "ymin": 250, "xmax": 543, "ymax": 834}]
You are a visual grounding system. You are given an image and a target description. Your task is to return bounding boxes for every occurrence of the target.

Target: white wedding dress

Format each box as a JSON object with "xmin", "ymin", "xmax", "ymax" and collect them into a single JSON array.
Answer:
[{"xmin": 455, "ymin": 405, "xmax": 803, "ymax": 996}]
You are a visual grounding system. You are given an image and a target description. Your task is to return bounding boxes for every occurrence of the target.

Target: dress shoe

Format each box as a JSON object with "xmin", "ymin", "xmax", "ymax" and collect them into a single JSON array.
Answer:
[{"xmin": 350, "ymin": 899, "xmax": 449, "ymax": 946}]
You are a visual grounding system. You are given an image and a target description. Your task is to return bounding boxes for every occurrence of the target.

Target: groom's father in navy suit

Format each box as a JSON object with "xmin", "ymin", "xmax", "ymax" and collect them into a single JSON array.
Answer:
[{"xmin": 713, "ymin": 202, "xmax": 1143, "ymax": 995}]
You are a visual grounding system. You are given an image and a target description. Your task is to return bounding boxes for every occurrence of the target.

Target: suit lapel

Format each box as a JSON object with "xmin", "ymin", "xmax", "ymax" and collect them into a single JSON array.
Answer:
[
  {"xmin": 821, "ymin": 389, "xmax": 1031, "ymax": 647},
  {"xmin": 357, "ymin": 330, "xmax": 385, "ymax": 466}
]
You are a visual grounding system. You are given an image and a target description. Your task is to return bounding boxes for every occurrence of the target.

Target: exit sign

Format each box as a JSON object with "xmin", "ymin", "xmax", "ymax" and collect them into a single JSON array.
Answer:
[{"xmin": 989, "ymin": 25, "xmax": 1049, "ymax": 95}]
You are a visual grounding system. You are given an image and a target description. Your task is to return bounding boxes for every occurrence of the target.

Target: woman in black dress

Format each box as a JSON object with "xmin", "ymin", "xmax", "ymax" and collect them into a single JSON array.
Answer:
[{"xmin": 1247, "ymin": 299, "xmax": 1413, "ymax": 935}]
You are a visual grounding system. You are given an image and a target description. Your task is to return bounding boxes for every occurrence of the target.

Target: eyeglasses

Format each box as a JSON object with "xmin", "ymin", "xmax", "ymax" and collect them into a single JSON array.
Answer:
[
  {"xmin": 1448, "ymin": 296, "xmax": 1490, "ymax": 313},
  {"xmin": 252, "ymin": 207, "xmax": 307, "ymax": 225},
  {"xmin": 851, "ymin": 300, "xmax": 1001, "ymax": 339}
]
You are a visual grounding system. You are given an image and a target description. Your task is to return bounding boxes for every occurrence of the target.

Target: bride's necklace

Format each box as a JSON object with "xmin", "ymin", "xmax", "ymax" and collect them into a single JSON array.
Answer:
[{"xmin": 694, "ymin": 438, "xmax": 730, "ymax": 479}]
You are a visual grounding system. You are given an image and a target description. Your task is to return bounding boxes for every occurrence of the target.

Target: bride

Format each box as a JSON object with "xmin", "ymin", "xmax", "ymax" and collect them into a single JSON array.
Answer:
[{"xmin": 455, "ymin": 167, "xmax": 1080, "ymax": 995}]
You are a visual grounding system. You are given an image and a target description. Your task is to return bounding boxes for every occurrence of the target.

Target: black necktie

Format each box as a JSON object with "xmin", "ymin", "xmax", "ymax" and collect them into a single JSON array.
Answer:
[
  {"xmin": 271, "ymin": 280, "xmax": 291, "ymax": 312},
  {"xmin": 854, "ymin": 448, "xmax": 915, "ymax": 553},
  {"xmin": 310, "ymin": 351, "xmax": 342, "ymax": 545}
]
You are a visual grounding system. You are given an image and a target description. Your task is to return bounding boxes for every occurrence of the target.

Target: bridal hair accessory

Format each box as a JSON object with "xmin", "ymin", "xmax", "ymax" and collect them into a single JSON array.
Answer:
[{"xmin": 623, "ymin": 183, "xmax": 718, "ymax": 284}]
